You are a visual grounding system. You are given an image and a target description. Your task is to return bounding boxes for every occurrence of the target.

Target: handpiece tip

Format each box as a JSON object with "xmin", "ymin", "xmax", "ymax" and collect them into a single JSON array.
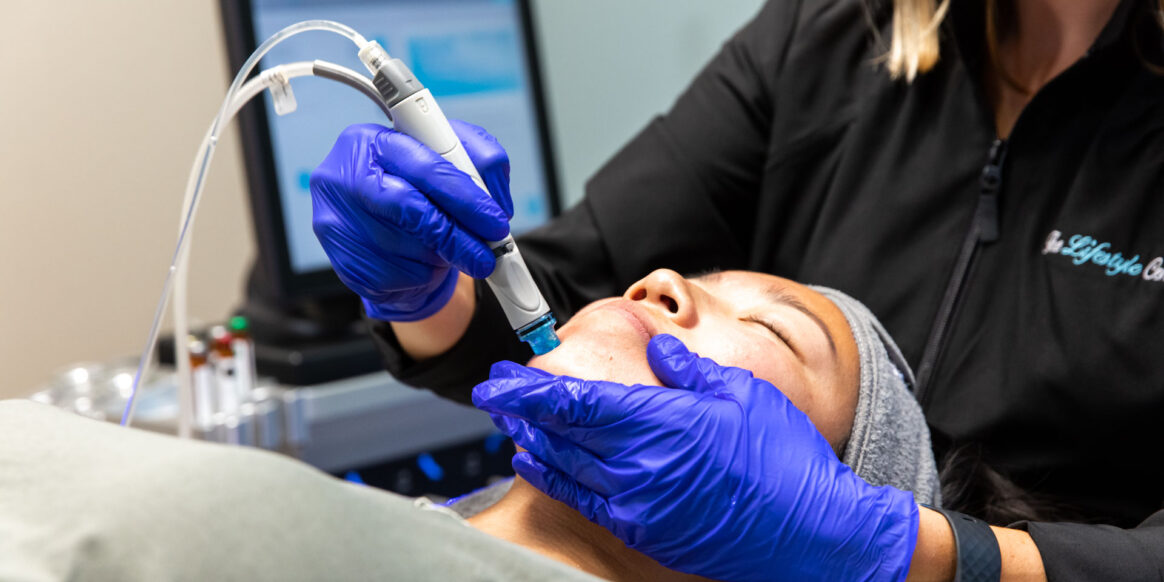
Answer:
[{"xmin": 518, "ymin": 315, "xmax": 561, "ymax": 355}]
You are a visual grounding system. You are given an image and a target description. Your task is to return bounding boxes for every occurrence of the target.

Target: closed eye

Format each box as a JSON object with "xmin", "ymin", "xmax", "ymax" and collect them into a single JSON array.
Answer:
[
  {"xmin": 744, "ymin": 316, "xmax": 791, "ymax": 342},
  {"xmin": 743, "ymin": 315, "xmax": 800, "ymax": 359}
]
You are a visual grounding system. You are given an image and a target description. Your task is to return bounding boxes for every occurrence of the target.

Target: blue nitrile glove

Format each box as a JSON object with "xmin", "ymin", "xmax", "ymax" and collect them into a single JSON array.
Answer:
[
  {"xmin": 310, "ymin": 120, "xmax": 513, "ymax": 321},
  {"xmin": 473, "ymin": 334, "xmax": 920, "ymax": 582}
]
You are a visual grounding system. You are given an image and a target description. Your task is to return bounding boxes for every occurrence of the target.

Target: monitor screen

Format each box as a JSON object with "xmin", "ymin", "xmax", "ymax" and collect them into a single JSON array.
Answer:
[{"xmin": 226, "ymin": 0, "xmax": 558, "ymax": 296}]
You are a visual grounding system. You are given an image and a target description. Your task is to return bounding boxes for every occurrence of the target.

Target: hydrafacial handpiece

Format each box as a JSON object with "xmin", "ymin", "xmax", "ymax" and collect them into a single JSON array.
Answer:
[{"xmin": 357, "ymin": 43, "xmax": 561, "ymax": 355}]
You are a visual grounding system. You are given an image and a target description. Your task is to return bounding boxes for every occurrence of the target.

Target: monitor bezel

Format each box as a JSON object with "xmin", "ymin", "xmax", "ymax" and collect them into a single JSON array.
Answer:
[{"xmin": 219, "ymin": 0, "xmax": 561, "ymax": 301}]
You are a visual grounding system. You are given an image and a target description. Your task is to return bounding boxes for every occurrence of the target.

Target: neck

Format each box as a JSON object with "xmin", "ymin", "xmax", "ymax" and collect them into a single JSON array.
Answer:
[
  {"xmin": 1004, "ymin": 0, "xmax": 1121, "ymax": 87},
  {"xmin": 986, "ymin": 0, "xmax": 1122, "ymax": 136},
  {"xmin": 467, "ymin": 478, "xmax": 707, "ymax": 582}
]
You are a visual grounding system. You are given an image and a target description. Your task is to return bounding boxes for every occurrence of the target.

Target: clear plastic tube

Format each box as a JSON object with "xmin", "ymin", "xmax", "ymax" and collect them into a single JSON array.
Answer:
[
  {"xmin": 163, "ymin": 60, "xmax": 383, "ymax": 436},
  {"xmin": 137, "ymin": 57, "xmax": 384, "ymax": 432},
  {"xmin": 226, "ymin": 62, "xmax": 314, "ymax": 117},
  {"xmin": 121, "ymin": 21, "xmax": 370, "ymax": 427},
  {"xmin": 171, "ymin": 61, "xmax": 344, "ymax": 436}
]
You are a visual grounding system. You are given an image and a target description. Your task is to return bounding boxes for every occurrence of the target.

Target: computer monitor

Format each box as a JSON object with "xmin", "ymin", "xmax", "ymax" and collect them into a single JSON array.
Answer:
[{"xmin": 220, "ymin": 0, "xmax": 560, "ymax": 301}]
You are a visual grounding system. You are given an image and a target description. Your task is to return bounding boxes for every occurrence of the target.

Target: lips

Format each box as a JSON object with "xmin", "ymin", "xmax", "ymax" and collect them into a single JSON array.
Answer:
[{"xmin": 590, "ymin": 299, "xmax": 657, "ymax": 344}]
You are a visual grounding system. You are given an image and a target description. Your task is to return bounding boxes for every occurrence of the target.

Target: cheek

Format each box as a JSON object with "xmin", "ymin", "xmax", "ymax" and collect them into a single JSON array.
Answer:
[
  {"xmin": 683, "ymin": 332, "xmax": 850, "ymax": 447},
  {"xmin": 756, "ymin": 356, "xmax": 851, "ymax": 447},
  {"xmin": 730, "ymin": 350, "xmax": 812, "ymax": 406},
  {"xmin": 682, "ymin": 331, "xmax": 810, "ymax": 396}
]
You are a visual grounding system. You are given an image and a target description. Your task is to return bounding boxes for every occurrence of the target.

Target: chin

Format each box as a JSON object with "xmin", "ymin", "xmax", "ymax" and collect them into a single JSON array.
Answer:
[{"xmin": 528, "ymin": 316, "xmax": 661, "ymax": 386}]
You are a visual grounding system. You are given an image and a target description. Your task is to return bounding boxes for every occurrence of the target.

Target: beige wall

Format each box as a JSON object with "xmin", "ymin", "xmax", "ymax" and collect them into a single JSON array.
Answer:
[{"xmin": 0, "ymin": 1, "xmax": 252, "ymax": 398}]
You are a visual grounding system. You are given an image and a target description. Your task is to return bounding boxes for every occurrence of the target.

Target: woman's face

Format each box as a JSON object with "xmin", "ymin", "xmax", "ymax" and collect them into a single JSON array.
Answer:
[{"xmin": 529, "ymin": 269, "xmax": 860, "ymax": 449}]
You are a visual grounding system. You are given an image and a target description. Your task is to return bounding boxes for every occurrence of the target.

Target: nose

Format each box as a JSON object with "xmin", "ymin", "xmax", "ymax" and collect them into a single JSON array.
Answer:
[{"xmin": 624, "ymin": 269, "xmax": 698, "ymax": 327}]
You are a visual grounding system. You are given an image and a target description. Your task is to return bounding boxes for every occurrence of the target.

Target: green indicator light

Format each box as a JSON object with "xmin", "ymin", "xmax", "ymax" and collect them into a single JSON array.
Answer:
[{"xmin": 229, "ymin": 315, "xmax": 248, "ymax": 332}]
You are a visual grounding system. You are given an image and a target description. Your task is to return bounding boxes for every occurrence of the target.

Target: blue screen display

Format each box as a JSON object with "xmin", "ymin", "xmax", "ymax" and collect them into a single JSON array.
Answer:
[{"xmin": 252, "ymin": 0, "xmax": 552, "ymax": 274}]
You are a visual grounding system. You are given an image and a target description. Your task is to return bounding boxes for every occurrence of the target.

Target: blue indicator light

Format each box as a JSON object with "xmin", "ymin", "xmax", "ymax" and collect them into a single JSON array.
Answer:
[{"xmin": 416, "ymin": 453, "xmax": 444, "ymax": 482}]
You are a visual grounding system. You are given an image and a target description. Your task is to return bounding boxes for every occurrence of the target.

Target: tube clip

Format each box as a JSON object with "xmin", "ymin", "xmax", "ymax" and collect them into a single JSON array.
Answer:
[{"xmin": 263, "ymin": 68, "xmax": 298, "ymax": 116}]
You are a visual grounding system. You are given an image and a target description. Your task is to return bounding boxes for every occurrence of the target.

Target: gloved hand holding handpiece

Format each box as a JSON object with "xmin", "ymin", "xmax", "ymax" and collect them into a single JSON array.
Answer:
[
  {"xmin": 474, "ymin": 334, "xmax": 921, "ymax": 582},
  {"xmin": 310, "ymin": 120, "xmax": 513, "ymax": 321}
]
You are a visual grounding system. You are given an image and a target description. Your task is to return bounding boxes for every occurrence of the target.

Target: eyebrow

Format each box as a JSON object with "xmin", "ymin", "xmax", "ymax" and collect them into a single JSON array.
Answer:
[{"xmin": 764, "ymin": 287, "xmax": 839, "ymax": 358}]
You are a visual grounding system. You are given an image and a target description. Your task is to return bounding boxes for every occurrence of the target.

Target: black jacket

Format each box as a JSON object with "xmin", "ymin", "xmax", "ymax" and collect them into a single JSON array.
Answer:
[{"xmin": 372, "ymin": 0, "xmax": 1164, "ymax": 578}]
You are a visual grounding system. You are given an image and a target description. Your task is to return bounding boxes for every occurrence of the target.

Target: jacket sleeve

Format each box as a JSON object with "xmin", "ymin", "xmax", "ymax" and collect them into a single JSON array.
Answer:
[
  {"xmin": 370, "ymin": 0, "xmax": 802, "ymax": 403},
  {"xmin": 1016, "ymin": 512, "xmax": 1164, "ymax": 581}
]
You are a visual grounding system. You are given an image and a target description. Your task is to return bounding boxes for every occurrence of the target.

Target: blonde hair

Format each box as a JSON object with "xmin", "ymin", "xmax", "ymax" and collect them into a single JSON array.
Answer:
[
  {"xmin": 885, "ymin": 0, "xmax": 1164, "ymax": 83},
  {"xmin": 886, "ymin": 0, "xmax": 951, "ymax": 82}
]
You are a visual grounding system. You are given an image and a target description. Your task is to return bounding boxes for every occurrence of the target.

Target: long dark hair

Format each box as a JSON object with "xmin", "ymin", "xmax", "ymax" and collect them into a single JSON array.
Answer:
[{"xmin": 938, "ymin": 444, "xmax": 1081, "ymax": 526}]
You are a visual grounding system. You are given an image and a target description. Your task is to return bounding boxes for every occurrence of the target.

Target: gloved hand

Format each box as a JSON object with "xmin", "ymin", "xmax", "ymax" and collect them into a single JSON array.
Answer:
[
  {"xmin": 310, "ymin": 120, "xmax": 513, "ymax": 321},
  {"xmin": 473, "ymin": 334, "xmax": 920, "ymax": 582}
]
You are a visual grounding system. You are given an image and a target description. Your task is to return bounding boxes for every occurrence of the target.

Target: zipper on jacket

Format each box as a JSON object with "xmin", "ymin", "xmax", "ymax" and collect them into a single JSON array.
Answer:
[{"xmin": 914, "ymin": 139, "xmax": 1008, "ymax": 405}]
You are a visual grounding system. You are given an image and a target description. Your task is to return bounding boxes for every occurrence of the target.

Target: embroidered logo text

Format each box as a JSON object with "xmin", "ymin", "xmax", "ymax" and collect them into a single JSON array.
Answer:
[{"xmin": 1042, "ymin": 230, "xmax": 1164, "ymax": 282}]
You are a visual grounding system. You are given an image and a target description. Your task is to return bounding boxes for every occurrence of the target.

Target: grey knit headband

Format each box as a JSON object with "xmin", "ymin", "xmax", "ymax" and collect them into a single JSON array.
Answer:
[{"xmin": 811, "ymin": 286, "xmax": 941, "ymax": 506}]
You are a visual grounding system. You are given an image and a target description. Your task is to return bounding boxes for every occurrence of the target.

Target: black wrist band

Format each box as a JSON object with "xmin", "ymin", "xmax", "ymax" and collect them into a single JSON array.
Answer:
[{"xmin": 924, "ymin": 506, "xmax": 1001, "ymax": 582}]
